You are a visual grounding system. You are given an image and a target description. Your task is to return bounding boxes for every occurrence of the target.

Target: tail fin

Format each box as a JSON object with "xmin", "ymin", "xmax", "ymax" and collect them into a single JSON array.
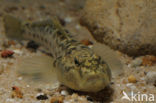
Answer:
[{"xmin": 3, "ymin": 14, "xmax": 25, "ymax": 40}]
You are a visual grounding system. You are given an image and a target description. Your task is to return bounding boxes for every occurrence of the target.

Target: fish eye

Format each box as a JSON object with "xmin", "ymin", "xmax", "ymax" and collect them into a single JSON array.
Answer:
[{"xmin": 74, "ymin": 58, "xmax": 80, "ymax": 66}]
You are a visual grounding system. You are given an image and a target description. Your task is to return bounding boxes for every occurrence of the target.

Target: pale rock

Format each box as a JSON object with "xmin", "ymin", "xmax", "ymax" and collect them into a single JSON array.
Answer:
[{"xmin": 81, "ymin": 0, "xmax": 156, "ymax": 56}]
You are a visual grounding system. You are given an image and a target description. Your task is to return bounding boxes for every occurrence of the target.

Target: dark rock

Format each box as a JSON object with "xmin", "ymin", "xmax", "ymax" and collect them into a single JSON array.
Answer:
[
  {"xmin": 26, "ymin": 41, "xmax": 39, "ymax": 51},
  {"xmin": 86, "ymin": 96, "xmax": 93, "ymax": 101},
  {"xmin": 36, "ymin": 94, "xmax": 48, "ymax": 100}
]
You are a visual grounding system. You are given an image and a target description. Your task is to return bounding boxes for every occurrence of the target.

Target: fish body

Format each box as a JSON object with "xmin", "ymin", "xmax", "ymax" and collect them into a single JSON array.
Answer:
[{"xmin": 3, "ymin": 15, "xmax": 111, "ymax": 92}]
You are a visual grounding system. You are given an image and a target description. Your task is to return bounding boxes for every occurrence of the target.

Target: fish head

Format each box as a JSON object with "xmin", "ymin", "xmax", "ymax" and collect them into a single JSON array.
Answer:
[{"xmin": 56, "ymin": 49, "xmax": 111, "ymax": 92}]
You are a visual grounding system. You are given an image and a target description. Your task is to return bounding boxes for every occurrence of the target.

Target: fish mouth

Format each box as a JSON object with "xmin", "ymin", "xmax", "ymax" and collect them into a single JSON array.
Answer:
[
  {"xmin": 76, "ymin": 74, "xmax": 110, "ymax": 92},
  {"xmin": 60, "ymin": 69, "xmax": 110, "ymax": 92},
  {"xmin": 86, "ymin": 75, "xmax": 101, "ymax": 82}
]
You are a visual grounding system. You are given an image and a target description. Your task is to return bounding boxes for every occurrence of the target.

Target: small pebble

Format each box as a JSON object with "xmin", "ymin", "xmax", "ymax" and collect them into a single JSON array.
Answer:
[
  {"xmin": 140, "ymin": 77, "xmax": 145, "ymax": 81},
  {"xmin": 8, "ymin": 40, "xmax": 16, "ymax": 45},
  {"xmin": 88, "ymin": 45, "xmax": 93, "ymax": 49},
  {"xmin": 26, "ymin": 85, "xmax": 30, "ymax": 88},
  {"xmin": 130, "ymin": 58, "xmax": 142, "ymax": 67},
  {"xmin": 26, "ymin": 41, "xmax": 39, "ymax": 51},
  {"xmin": 80, "ymin": 39, "xmax": 93, "ymax": 46},
  {"xmin": 71, "ymin": 93, "xmax": 78, "ymax": 98},
  {"xmin": 18, "ymin": 77, "xmax": 23, "ymax": 80},
  {"xmin": 86, "ymin": 96, "xmax": 93, "ymax": 101},
  {"xmin": 75, "ymin": 24, "xmax": 81, "ymax": 30},
  {"xmin": 130, "ymin": 85, "xmax": 136, "ymax": 90},
  {"xmin": 128, "ymin": 75, "xmax": 137, "ymax": 83},
  {"xmin": 116, "ymin": 84, "xmax": 121, "ymax": 87},
  {"xmin": 15, "ymin": 44, "xmax": 22, "ymax": 49},
  {"xmin": 50, "ymin": 96, "xmax": 64, "ymax": 103},
  {"xmin": 6, "ymin": 98, "xmax": 15, "ymax": 102},
  {"xmin": 146, "ymin": 71, "xmax": 156, "ymax": 86},
  {"xmin": 142, "ymin": 55, "xmax": 156, "ymax": 66},
  {"xmin": 12, "ymin": 86, "xmax": 23, "ymax": 99},
  {"xmin": 64, "ymin": 17, "xmax": 73, "ymax": 23},
  {"xmin": 36, "ymin": 93, "xmax": 48, "ymax": 100},
  {"xmin": 1, "ymin": 50, "xmax": 14, "ymax": 58},
  {"xmin": 58, "ymin": 17, "xmax": 66, "ymax": 26},
  {"xmin": 61, "ymin": 90, "xmax": 68, "ymax": 96},
  {"xmin": 13, "ymin": 49, "xmax": 23, "ymax": 55},
  {"xmin": 36, "ymin": 93, "xmax": 44, "ymax": 96}
]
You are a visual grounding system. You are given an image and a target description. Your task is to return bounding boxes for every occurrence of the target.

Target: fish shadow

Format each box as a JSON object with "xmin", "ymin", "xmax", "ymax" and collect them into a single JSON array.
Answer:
[{"xmin": 61, "ymin": 85, "xmax": 114, "ymax": 103}]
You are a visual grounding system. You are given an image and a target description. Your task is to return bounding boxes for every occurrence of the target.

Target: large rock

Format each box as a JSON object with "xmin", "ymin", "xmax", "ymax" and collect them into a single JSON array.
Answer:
[{"xmin": 81, "ymin": 0, "xmax": 156, "ymax": 56}]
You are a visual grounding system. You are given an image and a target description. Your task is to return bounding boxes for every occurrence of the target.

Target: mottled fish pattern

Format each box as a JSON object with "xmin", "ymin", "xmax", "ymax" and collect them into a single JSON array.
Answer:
[{"xmin": 3, "ymin": 15, "xmax": 111, "ymax": 92}]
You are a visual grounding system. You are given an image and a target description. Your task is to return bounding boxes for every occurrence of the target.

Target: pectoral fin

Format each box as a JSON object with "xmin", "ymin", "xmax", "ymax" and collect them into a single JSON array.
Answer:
[
  {"xmin": 93, "ymin": 42, "xmax": 124, "ymax": 78},
  {"xmin": 16, "ymin": 54, "xmax": 58, "ymax": 84}
]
